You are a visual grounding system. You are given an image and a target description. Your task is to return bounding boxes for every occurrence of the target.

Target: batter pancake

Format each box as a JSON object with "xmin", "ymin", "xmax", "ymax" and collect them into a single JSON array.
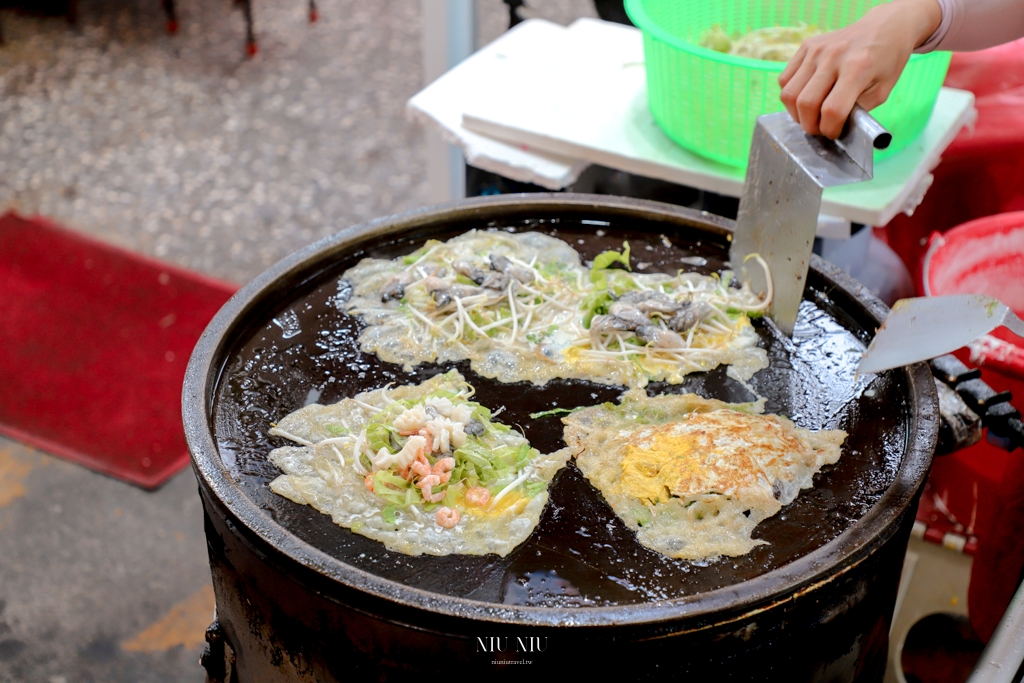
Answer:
[
  {"xmin": 268, "ymin": 371, "xmax": 569, "ymax": 556},
  {"xmin": 557, "ymin": 391, "xmax": 847, "ymax": 559},
  {"xmin": 339, "ymin": 232, "xmax": 771, "ymax": 388}
]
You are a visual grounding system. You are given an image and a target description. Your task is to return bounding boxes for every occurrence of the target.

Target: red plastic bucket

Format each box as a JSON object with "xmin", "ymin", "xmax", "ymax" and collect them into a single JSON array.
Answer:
[
  {"xmin": 917, "ymin": 211, "xmax": 1024, "ymax": 639},
  {"xmin": 921, "ymin": 211, "xmax": 1024, "ymax": 379}
]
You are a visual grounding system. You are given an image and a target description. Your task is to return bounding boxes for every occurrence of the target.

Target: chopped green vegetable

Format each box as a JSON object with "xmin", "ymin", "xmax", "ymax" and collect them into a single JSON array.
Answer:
[
  {"xmin": 365, "ymin": 421, "xmax": 393, "ymax": 455},
  {"xmin": 372, "ymin": 470, "xmax": 421, "ymax": 507},
  {"xmin": 513, "ymin": 443, "xmax": 535, "ymax": 470},
  {"xmin": 401, "ymin": 241, "xmax": 439, "ymax": 264},
  {"xmin": 529, "ymin": 407, "xmax": 578, "ymax": 419},
  {"xmin": 580, "ymin": 290, "xmax": 613, "ymax": 329},
  {"xmin": 590, "ymin": 242, "xmax": 631, "ymax": 283},
  {"xmin": 523, "ymin": 481, "xmax": 546, "ymax": 497},
  {"xmin": 351, "ymin": 370, "xmax": 552, "ymax": 524}
]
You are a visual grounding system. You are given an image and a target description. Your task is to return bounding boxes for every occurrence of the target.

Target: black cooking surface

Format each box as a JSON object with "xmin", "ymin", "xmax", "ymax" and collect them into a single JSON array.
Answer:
[{"xmin": 212, "ymin": 215, "xmax": 907, "ymax": 607}]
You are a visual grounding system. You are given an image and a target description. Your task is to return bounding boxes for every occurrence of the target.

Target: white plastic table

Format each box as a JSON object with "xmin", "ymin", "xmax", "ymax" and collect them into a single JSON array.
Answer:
[{"xmin": 409, "ymin": 17, "xmax": 976, "ymax": 232}]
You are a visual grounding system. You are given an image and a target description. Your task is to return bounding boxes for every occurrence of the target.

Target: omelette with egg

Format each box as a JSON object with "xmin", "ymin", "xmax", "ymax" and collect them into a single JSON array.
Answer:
[
  {"xmin": 557, "ymin": 391, "xmax": 846, "ymax": 559},
  {"xmin": 267, "ymin": 371, "xmax": 569, "ymax": 556},
  {"xmin": 340, "ymin": 234, "xmax": 771, "ymax": 388},
  {"xmin": 339, "ymin": 230, "xmax": 590, "ymax": 386}
]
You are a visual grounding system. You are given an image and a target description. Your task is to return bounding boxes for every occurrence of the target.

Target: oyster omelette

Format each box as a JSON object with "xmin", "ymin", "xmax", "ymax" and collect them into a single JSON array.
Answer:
[
  {"xmin": 267, "ymin": 371, "xmax": 569, "ymax": 557},
  {"xmin": 338, "ymin": 230, "xmax": 771, "ymax": 388},
  {"xmin": 555, "ymin": 391, "xmax": 847, "ymax": 560}
]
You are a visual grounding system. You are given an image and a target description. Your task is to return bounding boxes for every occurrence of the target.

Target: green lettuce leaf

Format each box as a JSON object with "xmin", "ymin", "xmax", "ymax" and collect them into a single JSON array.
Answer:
[{"xmin": 590, "ymin": 242, "xmax": 631, "ymax": 281}]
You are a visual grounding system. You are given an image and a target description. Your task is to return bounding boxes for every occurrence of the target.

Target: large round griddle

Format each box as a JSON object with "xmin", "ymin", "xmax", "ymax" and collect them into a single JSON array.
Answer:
[{"xmin": 186, "ymin": 194, "xmax": 936, "ymax": 627}]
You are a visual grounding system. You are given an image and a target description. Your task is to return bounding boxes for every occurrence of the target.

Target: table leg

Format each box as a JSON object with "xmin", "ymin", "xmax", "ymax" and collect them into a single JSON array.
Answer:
[
  {"xmin": 162, "ymin": 0, "xmax": 178, "ymax": 34},
  {"xmin": 240, "ymin": 0, "xmax": 256, "ymax": 56}
]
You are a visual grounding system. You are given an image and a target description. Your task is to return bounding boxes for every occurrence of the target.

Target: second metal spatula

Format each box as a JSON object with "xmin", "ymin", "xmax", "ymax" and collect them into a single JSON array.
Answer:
[
  {"xmin": 731, "ymin": 105, "xmax": 892, "ymax": 335},
  {"xmin": 857, "ymin": 294, "xmax": 1024, "ymax": 375}
]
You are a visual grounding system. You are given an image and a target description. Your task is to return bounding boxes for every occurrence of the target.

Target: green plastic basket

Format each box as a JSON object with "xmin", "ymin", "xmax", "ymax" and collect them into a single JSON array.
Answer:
[{"xmin": 624, "ymin": 0, "xmax": 952, "ymax": 167}]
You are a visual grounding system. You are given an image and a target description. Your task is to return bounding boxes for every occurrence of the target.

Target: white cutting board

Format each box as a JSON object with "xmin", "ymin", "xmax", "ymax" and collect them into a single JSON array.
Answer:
[
  {"xmin": 461, "ymin": 18, "xmax": 976, "ymax": 226},
  {"xmin": 407, "ymin": 19, "xmax": 588, "ymax": 190}
]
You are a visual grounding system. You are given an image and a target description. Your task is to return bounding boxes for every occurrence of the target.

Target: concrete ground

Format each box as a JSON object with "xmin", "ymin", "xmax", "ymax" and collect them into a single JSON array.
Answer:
[
  {"xmin": 0, "ymin": 0, "xmax": 593, "ymax": 680},
  {"xmin": 0, "ymin": 442, "xmax": 212, "ymax": 682}
]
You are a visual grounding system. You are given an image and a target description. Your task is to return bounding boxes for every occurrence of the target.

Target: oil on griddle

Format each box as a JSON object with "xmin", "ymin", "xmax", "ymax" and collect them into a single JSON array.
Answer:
[{"xmin": 213, "ymin": 216, "xmax": 907, "ymax": 607}]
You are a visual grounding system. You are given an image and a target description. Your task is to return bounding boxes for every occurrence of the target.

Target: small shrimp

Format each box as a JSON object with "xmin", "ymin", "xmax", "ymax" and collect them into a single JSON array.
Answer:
[
  {"xmin": 432, "ymin": 458, "xmax": 455, "ymax": 484},
  {"xmin": 363, "ymin": 474, "xmax": 375, "ymax": 492},
  {"xmin": 435, "ymin": 506, "xmax": 461, "ymax": 529},
  {"xmin": 410, "ymin": 452, "xmax": 432, "ymax": 479},
  {"xmin": 464, "ymin": 486, "xmax": 491, "ymax": 507},
  {"xmin": 418, "ymin": 474, "xmax": 445, "ymax": 503}
]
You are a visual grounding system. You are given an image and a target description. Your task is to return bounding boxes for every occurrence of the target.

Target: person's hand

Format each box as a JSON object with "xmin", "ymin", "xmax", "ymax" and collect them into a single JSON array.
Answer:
[{"xmin": 779, "ymin": 0, "xmax": 942, "ymax": 139}]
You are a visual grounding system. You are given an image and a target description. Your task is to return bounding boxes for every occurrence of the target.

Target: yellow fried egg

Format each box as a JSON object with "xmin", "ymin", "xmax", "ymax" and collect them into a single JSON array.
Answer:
[{"xmin": 557, "ymin": 391, "xmax": 846, "ymax": 559}]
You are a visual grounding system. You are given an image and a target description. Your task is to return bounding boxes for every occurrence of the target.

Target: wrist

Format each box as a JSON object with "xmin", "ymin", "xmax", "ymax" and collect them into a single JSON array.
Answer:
[{"xmin": 901, "ymin": 0, "xmax": 944, "ymax": 48}]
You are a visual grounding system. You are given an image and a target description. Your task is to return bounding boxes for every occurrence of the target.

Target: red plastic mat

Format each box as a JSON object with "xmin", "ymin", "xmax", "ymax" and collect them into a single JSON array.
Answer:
[{"xmin": 0, "ymin": 212, "xmax": 238, "ymax": 488}]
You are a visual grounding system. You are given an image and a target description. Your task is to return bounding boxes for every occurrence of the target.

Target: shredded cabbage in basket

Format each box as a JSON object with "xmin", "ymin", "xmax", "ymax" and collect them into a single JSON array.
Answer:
[{"xmin": 700, "ymin": 23, "xmax": 822, "ymax": 62}]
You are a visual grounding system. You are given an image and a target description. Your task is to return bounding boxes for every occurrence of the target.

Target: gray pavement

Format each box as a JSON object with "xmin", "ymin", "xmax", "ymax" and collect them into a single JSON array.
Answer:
[
  {"xmin": 0, "ymin": 441, "xmax": 211, "ymax": 683},
  {"xmin": 0, "ymin": 0, "xmax": 594, "ymax": 680}
]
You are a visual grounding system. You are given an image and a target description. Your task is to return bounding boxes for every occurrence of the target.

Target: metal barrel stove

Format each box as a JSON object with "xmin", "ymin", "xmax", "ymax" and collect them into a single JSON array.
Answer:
[{"xmin": 183, "ymin": 195, "xmax": 940, "ymax": 682}]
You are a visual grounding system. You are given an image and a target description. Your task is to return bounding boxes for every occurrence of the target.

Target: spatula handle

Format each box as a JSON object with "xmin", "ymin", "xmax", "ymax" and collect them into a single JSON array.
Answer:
[
  {"xmin": 836, "ymin": 104, "xmax": 891, "ymax": 176},
  {"xmin": 848, "ymin": 104, "xmax": 892, "ymax": 150}
]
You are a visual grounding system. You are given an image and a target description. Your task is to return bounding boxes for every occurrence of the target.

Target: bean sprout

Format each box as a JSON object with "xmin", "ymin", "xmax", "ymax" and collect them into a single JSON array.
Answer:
[{"xmin": 489, "ymin": 468, "xmax": 533, "ymax": 510}]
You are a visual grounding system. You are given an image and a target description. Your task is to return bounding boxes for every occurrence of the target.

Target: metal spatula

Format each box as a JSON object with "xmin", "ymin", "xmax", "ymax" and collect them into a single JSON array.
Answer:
[
  {"xmin": 857, "ymin": 294, "xmax": 1024, "ymax": 375},
  {"xmin": 731, "ymin": 105, "xmax": 892, "ymax": 335}
]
